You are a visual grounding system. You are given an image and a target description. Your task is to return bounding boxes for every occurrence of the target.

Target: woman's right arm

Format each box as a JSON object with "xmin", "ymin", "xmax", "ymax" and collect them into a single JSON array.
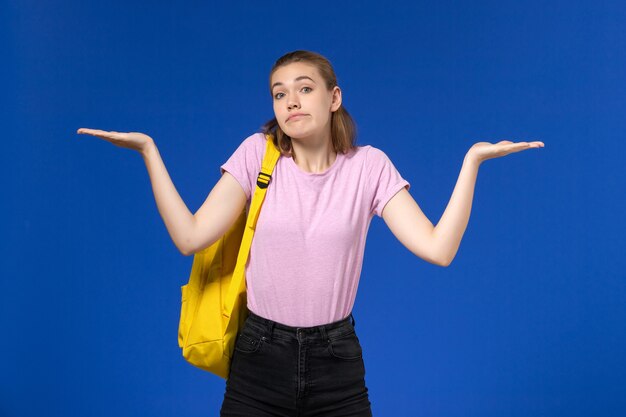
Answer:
[
  {"xmin": 141, "ymin": 142, "xmax": 247, "ymax": 256},
  {"xmin": 77, "ymin": 128, "xmax": 247, "ymax": 256}
]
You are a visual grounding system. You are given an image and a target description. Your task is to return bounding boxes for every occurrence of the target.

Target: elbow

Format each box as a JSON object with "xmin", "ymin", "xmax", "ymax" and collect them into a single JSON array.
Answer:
[
  {"xmin": 438, "ymin": 250, "xmax": 456, "ymax": 267},
  {"xmin": 419, "ymin": 251, "xmax": 451, "ymax": 267},
  {"xmin": 178, "ymin": 229, "xmax": 200, "ymax": 256},
  {"xmin": 178, "ymin": 242, "xmax": 194, "ymax": 257},
  {"xmin": 436, "ymin": 250, "xmax": 454, "ymax": 267},
  {"xmin": 430, "ymin": 231, "xmax": 452, "ymax": 267},
  {"xmin": 432, "ymin": 250, "xmax": 452, "ymax": 267},
  {"xmin": 432, "ymin": 241, "xmax": 454, "ymax": 267},
  {"xmin": 438, "ymin": 257, "xmax": 452, "ymax": 267}
]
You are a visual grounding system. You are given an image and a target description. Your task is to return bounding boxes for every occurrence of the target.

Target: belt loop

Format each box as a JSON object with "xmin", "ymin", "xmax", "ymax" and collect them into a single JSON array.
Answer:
[
  {"xmin": 266, "ymin": 319, "xmax": 275, "ymax": 342},
  {"xmin": 319, "ymin": 325, "xmax": 329, "ymax": 344},
  {"xmin": 350, "ymin": 313, "xmax": 356, "ymax": 328}
]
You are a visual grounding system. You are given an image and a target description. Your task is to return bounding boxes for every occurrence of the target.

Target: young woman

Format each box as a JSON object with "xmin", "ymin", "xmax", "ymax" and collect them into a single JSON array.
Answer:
[{"xmin": 77, "ymin": 50, "xmax": 544, "ymax": 416}]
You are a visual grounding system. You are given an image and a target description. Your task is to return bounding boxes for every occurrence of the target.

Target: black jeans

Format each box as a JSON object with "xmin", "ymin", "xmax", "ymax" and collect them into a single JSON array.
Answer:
[{"xmin": 220, "ymin": 310, "xmax": 373, "ymax": 416}]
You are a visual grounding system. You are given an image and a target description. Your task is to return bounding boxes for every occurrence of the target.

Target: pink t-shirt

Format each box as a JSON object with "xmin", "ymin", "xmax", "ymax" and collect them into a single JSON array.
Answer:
[{"xmin": 220, "ymin": 132, "xmax": 410, "ymax": 327}]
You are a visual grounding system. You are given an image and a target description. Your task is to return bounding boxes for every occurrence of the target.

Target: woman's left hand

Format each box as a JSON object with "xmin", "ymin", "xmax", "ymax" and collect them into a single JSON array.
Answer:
[{"xmin": 467, "ymin": 140, "xmax": 545, "ymax": 165}]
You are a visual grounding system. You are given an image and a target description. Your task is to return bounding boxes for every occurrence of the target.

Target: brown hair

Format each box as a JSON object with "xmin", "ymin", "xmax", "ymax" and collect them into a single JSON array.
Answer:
[{"xmin": 260, "ymin": 50, "xmax": 358, "ymax": 158}]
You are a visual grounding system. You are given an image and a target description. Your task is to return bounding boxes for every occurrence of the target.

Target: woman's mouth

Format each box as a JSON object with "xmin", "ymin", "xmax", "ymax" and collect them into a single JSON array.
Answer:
[{"xmin": 287, "ymin": 114, "xmax": 308, "ymax": 122}]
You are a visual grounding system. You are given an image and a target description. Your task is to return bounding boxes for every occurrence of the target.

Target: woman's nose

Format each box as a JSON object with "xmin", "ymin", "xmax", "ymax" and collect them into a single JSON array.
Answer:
[{"xmin": 288, "ymin": 99, "xmax": 300, "ymax": 110}]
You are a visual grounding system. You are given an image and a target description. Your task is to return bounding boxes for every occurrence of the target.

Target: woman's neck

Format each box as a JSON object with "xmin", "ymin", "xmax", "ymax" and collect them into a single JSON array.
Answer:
[{"xmin": 290, "ymin": 134, "xmax": 337, "ymax": 174}]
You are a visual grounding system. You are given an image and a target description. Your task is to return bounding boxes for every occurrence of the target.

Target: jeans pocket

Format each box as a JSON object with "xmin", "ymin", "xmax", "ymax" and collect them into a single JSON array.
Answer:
[
  {"xmin": 234, "ymin": 327, "xmax": 265, "ymax": 355},
  {"xmin": 328, "ymin": 331, "xmax": 363, "ymax": 361}
]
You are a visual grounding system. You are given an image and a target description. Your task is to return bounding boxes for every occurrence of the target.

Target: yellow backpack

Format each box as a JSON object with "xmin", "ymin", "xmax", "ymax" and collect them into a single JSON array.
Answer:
[{"xmin": 177, "ymin": 134, "xmax": 280, "ymax": 379}]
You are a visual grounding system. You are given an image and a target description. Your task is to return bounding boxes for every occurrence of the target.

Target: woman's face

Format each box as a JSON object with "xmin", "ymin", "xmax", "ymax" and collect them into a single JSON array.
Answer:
[{"xmin": 271, "ymin": 62, "xmax": 341, "ymax": 140}]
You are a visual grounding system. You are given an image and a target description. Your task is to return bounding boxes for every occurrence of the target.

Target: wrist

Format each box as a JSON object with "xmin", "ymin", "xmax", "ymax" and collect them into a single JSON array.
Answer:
[
  {"xmin": 140, "ymin": 139, "xmax": 157, "ymax": 159},
  {"xmin": 464, "ymin": 150, "xmax": 482, "ymax": 167}
]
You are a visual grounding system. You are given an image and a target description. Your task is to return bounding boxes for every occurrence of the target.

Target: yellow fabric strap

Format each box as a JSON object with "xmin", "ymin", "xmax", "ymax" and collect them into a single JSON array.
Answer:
[{"xmin": 223, "ymin": 134, "xmax": 281, "ymax": 316}]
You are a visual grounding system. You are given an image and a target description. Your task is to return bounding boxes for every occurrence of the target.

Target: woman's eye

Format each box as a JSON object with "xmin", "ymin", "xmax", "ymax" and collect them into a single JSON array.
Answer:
[{"xmin": 274, "ymin": 87, "xmax": 311, "ymax": 100}]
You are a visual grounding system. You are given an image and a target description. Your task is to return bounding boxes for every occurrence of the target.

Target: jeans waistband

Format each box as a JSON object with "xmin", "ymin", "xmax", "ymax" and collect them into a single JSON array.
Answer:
[{"xmin": 246, "ymin": 310, "xmax": 357, "ymax": 343}]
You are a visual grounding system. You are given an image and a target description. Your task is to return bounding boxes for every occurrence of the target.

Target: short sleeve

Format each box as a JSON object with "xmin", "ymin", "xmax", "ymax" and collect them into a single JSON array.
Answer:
[
  {"xmin": 366, "ymin": 146, "xmax": 411, "ymax": 218},
  {"xmin": 220, "ymin": 132, "xmax": 267, "ymax": 201}
]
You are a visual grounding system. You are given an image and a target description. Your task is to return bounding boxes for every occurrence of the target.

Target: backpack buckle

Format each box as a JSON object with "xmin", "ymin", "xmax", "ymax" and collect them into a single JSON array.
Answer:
[{"xmin": 256, "ymin": 172, "xmax": 271, "ymax": 189}]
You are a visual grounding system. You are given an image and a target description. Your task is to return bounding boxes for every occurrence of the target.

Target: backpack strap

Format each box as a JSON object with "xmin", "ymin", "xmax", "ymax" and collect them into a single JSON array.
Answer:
[
  {"xmin": 223, "ymin": 133, "xmax": 281, "ymax": 315},
  {"xmin": 247, "ymin": 134, "xmax": 281, "ymax": 230}
]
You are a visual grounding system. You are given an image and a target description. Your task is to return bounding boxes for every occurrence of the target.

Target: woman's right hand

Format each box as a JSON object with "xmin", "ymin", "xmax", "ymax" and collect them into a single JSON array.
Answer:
[{"xmin": 76, "ymin": 128, "xmax": 154, "ymax": 154}]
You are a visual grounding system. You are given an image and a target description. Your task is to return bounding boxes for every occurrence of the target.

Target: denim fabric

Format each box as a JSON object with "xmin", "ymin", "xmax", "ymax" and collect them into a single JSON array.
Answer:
[{"xmin": 220, "ymin": 310, "xmax": 373, "ymax": 416}]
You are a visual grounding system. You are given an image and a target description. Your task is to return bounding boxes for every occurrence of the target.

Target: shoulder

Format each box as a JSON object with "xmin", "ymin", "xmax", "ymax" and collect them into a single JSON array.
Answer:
[
  {"xmin": 359, "ymin": 144, "xmax": 392, "ymax": 166},
  {"xmin": 240, "ymin": 131, "xmax": 268, "ymax": 149},
  {"xmin": 221, "ymin": 132, "xmax": 267, "ymax": 170},
  {"xmin": 360, "ymin": 145, "xmax": 405, "ymax": 183},
  {"xmin": 229, "ymin": 131, "xmax": 268, "ymax": 161},
  {"xmin": 343, "ymin": 144, "xmax": 374, "ymax": 160},
  {"xmin": 341, "ymin": 144, "xmax": 393, "ymax": 168}
]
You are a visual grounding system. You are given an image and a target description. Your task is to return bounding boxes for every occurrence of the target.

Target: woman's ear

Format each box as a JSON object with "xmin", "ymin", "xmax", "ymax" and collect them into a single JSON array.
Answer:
[{"xmin": 330, "ymin": 86, "xmax": 342, "ymax": 112}]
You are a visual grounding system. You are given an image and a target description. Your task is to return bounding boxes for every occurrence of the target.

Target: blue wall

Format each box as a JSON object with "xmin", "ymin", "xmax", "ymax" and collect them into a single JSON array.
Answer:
[{"xmin": 2, "ymin": 0, "xmax": 625, "ymax": 416}]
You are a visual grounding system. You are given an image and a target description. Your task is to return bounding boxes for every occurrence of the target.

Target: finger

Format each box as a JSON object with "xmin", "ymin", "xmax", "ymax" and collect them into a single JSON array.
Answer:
[
  {"xmin": 79, "ymin": 129, "xmax": 123, "ymax": 139},
  {"xmin": 78, "ymin": 128, "xmax": 109, "ymax": 135},
  {"xmin": 519, "ymin": 141, "xmax": 544, "ymax": 148},
  {"xmin": 500, "ymin": 142, "xmax": 526, "ymax": 149},
  {"xmin": 501, "ymin": 143, "xmax": 531, "ymax": 154},
  {"xmin": 510, "ymin": 142, "xmax": 545, "ymax": 153},
  {"xmin": 518, "ymin": 141, "xmax": 544, "ymax": 146},
  {"xmin": 77, "ymin": 129, "xmax": 122, "ymax": 141}
]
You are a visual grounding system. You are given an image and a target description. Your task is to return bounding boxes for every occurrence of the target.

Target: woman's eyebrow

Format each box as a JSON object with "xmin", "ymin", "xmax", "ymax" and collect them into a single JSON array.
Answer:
[{"xmin": 271, "ymin": 76, "xmax": 316, "ymax": 91}]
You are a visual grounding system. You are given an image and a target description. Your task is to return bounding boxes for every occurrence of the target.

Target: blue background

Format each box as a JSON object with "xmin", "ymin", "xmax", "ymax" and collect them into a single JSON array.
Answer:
[{"xmin": 2, "ymin": 0, "xmax": 625, "ymax": 416}]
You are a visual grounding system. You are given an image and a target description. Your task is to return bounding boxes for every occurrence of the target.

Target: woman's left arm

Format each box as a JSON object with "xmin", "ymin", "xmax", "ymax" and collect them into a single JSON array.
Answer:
[{"xmin": 382, "ymin": 140, "xmax": 544, "ymax": 267}]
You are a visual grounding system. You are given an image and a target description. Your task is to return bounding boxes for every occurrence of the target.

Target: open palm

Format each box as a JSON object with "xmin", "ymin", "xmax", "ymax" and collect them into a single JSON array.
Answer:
[
  {"xmin": 469, "ymin": 140, "xmax": 545, "ymax": 164},
  {"xmin": 76, "ymin": 128, "xmax": 154, "ymax": 153}
]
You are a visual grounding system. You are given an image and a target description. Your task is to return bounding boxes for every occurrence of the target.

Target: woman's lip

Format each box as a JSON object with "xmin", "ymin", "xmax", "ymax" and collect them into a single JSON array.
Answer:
[{"xmin": 288, "ymin": 114, "xmax": 307, "ymax": 121}]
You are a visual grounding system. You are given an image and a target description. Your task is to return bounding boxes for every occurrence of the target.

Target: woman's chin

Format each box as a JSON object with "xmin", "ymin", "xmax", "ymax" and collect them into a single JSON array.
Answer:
[{"xmin": 284, "ymin": 128, "xmax": 314, "ymax": 140}]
